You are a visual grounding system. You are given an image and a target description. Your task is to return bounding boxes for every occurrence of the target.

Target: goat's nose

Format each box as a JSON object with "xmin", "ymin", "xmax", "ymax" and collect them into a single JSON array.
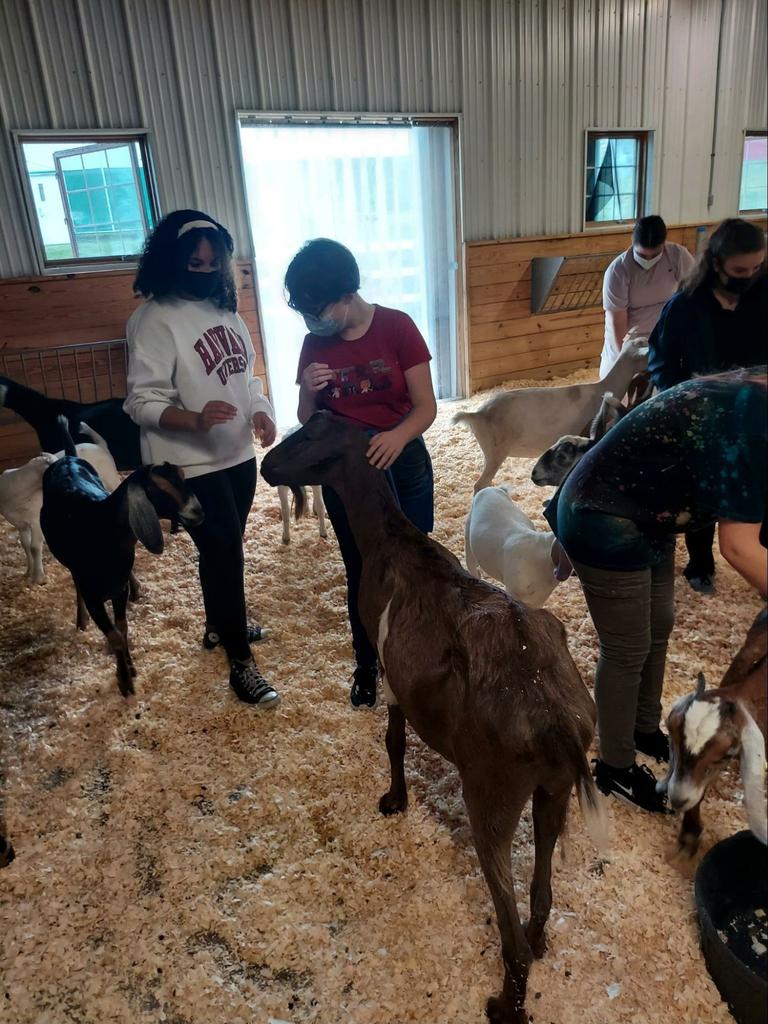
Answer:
[{"xmin": 655, "ymin": 777, "xmax": 668, "ymax": 796}]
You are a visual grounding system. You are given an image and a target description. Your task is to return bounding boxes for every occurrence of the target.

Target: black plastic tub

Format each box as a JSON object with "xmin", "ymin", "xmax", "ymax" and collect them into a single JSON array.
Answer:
[{"xmin": 694, "ymin": 830, "xmax": 768, "ymax": 1024}]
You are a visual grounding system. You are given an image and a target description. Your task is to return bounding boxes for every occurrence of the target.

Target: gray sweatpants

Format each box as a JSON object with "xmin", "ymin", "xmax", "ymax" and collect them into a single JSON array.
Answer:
[{"xmin": 573, "ymin": 548, "xmax": 676, "ymax": 769}]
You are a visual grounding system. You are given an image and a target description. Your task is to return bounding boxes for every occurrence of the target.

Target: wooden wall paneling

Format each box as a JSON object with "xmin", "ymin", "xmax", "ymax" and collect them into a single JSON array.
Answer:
[{"xmin": 0, "ymin": 260, "xmax": 268, "ymax": 468}]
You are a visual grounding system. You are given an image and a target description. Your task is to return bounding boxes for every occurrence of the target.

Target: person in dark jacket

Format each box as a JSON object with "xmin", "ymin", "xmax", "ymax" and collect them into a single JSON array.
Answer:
[
  {"xmin": 544, "ymin": 369, "xmax": 767, "ymax": 813},
  {"xmin": 648, "ymin": 218, "xmax": 767, "ymax": 594}
]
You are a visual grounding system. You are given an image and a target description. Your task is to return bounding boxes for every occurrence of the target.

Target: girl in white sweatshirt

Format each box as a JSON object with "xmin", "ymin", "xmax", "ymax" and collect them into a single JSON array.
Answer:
[{"xmin": 125, "ymin": 210, "xmax": 279, "ymax": 707}]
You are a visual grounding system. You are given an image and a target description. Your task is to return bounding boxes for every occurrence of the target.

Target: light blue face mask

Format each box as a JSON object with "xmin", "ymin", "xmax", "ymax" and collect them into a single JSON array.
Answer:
[{"xmin": 302, "ymin": 304, "xmax": 348, "ymax": 337}]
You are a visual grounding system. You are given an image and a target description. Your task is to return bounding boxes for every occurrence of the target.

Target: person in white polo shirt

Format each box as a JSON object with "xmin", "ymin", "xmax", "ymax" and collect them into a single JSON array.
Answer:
[{"xmin": 599, "ymin": 215, "xmax": 695, "ymax": 378}]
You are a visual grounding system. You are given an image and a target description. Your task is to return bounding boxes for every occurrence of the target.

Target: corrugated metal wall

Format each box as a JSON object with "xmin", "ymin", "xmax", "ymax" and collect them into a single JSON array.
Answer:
[{"xmin": 0, "ymin": 0, "xmax": 764, "ymax": 278}]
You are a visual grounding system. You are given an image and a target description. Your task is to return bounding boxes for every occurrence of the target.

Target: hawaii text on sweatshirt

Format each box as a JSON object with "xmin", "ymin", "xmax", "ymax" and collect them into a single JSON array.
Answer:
[{"xmin": 124, "ymin": 297, "xmax": 274, "ymax": 478}]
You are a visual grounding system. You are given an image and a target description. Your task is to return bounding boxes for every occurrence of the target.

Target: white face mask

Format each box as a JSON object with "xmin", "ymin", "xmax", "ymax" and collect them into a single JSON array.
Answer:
[{"xmin": 633, "ymin": 248, "xmax": 663, "ymax": 271}]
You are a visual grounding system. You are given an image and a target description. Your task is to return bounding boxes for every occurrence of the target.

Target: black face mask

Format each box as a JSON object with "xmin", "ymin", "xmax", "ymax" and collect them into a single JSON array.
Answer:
[
  {"xmin": 179, "ymin": 269, "xmax": 220, "ymax": 300},
  {"xmin": 721, "ymin": 272, "xmax": 758, "ymax": 296}
]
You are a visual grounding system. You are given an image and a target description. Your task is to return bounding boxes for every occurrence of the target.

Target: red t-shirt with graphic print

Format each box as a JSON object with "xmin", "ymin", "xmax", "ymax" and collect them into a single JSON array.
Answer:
[{"xmin": 296, "ymin": 305, "xmax": 432, "ymax": 431}]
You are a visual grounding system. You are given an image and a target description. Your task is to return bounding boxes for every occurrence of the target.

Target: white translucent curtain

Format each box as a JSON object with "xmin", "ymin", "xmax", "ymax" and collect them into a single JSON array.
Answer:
[{"xmin": 238, "ymin": 122, "xmax": 458, "ymax": 427}]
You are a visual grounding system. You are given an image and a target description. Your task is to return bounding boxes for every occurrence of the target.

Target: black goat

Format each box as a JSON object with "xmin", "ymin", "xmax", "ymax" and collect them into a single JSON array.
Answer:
[
  {"xmin": 40, "ymin": 423, "xmax": 203, "ymax": 695},
  {"xmin": 0, "ymin": 374, "xmax": 141, "ymax": 471},
  {"xmin": 262, "ymin": 413, "xmax": 607, "ymax": 1024}
]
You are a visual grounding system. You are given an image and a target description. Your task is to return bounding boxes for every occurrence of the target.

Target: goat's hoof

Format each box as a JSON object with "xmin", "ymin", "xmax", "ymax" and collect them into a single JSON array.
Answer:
[
  {"xmin": 116, "ymin": 673, "xmax": 136, "ymax": 698},
  {"xmin": 0, "ymin": 838, "xmax": 15, "ymax": 868},
  {"xmin": 524, "ymin": 924, "xmax": 547, "ymax": 959},
  {"xmin": 378, "ymin": 792, "xmax": 407, "ymax": 816},
  {"xmin": 666, "ymin": 835, "xmax": 700, "ymax": 872},
  {"xmin": 485, "ymin": 995, "xmax": 525, "ymax": 1024},
  {"xmin": 281, "ymin": 538, "xmax": 290, "ymax": 546}
]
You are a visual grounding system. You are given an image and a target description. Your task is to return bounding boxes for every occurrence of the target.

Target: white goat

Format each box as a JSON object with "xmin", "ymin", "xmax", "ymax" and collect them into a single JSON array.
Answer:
[
  {"xmin": 0, "ymin": 453, "xmax": 59, "ymax": 584},
  {"xmin": 454, "ymin": 336, "xmax": 649, "ymax": 492},
  {"xmin": 465, "ymin": 485, "xmax": 572, "ymax": 608},
  {"xmin": 278, "ymin": 425, "xmax": 327, "ymax": 544},
  {"xmin": 0, "ymin": 423, "xmax": 122, "ymax": 584}
]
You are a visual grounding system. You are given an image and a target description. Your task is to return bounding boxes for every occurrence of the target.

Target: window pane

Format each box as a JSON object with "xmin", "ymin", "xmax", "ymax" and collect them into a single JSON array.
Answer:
[
  {"xmin": 586, "ymin": 132, "xmax": 645, "ymax": 223},
  {"xmin": 740, "ymin": 135, "xmax": 767, "ymax": 211},
  {"xmin": 19, "ymin": 137, "xmax": 156, "ymax": 264}
]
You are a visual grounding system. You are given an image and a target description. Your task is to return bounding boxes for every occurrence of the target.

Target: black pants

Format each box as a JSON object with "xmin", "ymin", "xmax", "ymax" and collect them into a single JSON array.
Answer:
[
  {"xmin": 683, "ymin": 523, "xmax": 717, "ymax": 579},
  {"xmin": 323, "ymin": 436, "xmax": 434, "ymax": 672},
  {"xmin": 185, "ymin": 458, "xmax": 257, "ymax": 662}
]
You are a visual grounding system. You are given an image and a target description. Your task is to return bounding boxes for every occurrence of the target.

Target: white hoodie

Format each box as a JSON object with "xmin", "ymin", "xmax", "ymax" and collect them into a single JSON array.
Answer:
[{"xmin": 124, "ymin": 297, "xmax": 274, "ymax": 478}]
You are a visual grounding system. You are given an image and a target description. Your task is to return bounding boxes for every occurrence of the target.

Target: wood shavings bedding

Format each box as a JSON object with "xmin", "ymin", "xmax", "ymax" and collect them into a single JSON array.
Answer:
[{"xmin": 0, "ymin": 367, "xmax": 762, "ymax": 1024}]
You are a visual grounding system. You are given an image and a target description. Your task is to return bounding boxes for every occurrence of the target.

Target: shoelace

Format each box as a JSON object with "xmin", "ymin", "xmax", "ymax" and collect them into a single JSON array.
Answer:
[{"xmin": 234, "ymin": 662, "xmax": 275, "ymax": 702}]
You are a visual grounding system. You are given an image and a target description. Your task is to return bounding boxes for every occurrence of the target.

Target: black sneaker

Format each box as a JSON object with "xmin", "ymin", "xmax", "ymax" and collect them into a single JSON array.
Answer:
[
  {"xmin": 593, "ymin": 759, "xmax": 669, "ymax": 814},
  {"xmin": 203, "ymin": 624, "xmax": 270, "ymax": 650},
  {"xmin": 229, "ymin": 660, "xmax": 280, "ymax": 707},
  {"xmin": 634, "ymin": 728, "xmax": 670, "ymax": 763},
  {"xmin": 685, "ymin": 574, "xmax": 715, "ymax": 595},
  {"xmin": 350, "ymin": 666, "xmax": 378, "ymax": 709}
]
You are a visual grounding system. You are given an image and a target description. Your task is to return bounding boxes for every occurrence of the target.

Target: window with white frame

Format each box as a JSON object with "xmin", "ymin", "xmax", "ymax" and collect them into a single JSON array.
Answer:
[
  {"xmin": 739, "ymin": 132, "xmax": 767, "ymax": 213},
  {"xmin": 585, "ymin": 131, "xmax": 649, "ymax": 226},
  {"xmin": 15, "ymin": 133, "xmax": 158, "ymax": 269}
]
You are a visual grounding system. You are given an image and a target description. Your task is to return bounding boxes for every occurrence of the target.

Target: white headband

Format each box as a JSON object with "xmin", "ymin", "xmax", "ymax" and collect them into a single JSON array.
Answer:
[{"xmin": 177, "ymin": 219, "xmax": 217, "ymax": 238}]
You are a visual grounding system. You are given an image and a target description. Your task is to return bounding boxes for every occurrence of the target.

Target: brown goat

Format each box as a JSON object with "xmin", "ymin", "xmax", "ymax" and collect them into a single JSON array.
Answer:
[
  {"xmin": 660, "ymin": 607, "xmax": 767, "ymax": 857},
  {"xmin": 262, "ymin": 413, "xmax": 607, "ymax": 1024}
]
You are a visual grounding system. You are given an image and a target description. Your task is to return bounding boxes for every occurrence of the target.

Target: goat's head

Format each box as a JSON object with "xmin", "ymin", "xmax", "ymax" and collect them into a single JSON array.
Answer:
[
  {"xmin": 531, "ymin": 393, "xmax": 626, "ymax": 487},
  {"xmin": 127, "ymin": 463, "xmax": 204, "ymax": 554},
  {"xmin": 618, "ymin": 332, "xmax": 650, "ymax": 365},
  {"xmin": 261, "ymin": 413, "xmax": 366, "ymax": 514},
  {"xmin": 659, "ymin": 672, "xmax": 767, "ymax": 843}
]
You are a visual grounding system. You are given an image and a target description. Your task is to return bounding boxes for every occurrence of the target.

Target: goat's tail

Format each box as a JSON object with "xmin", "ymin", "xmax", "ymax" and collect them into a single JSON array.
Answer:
[
  {"xmin": 575, "ymin": 760, "xmax": 610, "ymax": 861},
  {"xmin": 56, "ymin": 415, "xmax": 78, "ymax": 458},
  {"xmin": 77, "ymin": 421, "xmax": 109, "ymax": 451},
  {"xmin": 451, "ymin": 409, "xmax": 477, "ymax": 430}
]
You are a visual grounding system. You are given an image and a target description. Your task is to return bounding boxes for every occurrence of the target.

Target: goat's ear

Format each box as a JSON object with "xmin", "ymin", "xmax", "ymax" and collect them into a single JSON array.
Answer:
[
  {"xmin": 694, "ymin": 672, "xmax": 707, "ymax": 699},
  {"xmin": 550, "ymin": 538, "xmax": 573, "ymax": 581},
  {"xmin": 127, "ymin": 478, "xmax": 164, "ymax": 555},
  {"xmin": 739, "ymin": 710, "xmax": 768, "ymax": 845},
  {"xmin": 590, "ymin": 394, "xmax": 624, "ymax": 441}
]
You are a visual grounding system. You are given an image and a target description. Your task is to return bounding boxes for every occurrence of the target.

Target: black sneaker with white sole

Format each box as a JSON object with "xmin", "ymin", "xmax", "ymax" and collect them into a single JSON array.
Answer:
[
  {"xmin": 229, "ymin": 660, "xmax": 280, "ymax": 707},
  {"xmin": 350, "ymin": 665, "xmax": 378, "ymax": 709},
  {"xmin": 203, "ymin": 624, "xmax": 270, "ymax": 650},
  {"xmin": 634, "ymin": 727, "xmax": 670, "ymax": 763},
  {"xmin": 593, "ymin": 759, "xmax": 669, "ymax": 814}
]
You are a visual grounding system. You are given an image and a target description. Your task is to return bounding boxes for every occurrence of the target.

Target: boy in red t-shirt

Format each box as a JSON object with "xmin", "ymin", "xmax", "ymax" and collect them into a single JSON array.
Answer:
[{"xmin": 286, "ymin": 238, "xmax": 437, "ymax": 708}]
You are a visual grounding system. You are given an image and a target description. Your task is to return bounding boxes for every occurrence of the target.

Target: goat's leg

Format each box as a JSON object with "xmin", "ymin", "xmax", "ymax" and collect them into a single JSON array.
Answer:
[
  {"xmin": 0, "ymin": 790, "xmax": 14, "ymax": 869},
  {"xmin": 18, "ymin": 526, "xmax": 35, "ymax": 582},
  {"xmin": 278, "ymin": 485, "xmax": 291, "ymax": 544},
  {"xmin": 677, "ymin": 799, "xmax": 704, "ymax": 858},
  {"xmin": 463, "ymin": 779, "xmax": 531, "ymax": 1024},
  {"xmin": 526, "ymin": 783, "xmax": 571, "ymax": 958},
  {"xmin": 312, "ymin": 485, "xmax": 328, "ymax": 538},
  {"xmin": 378, "ymin": 703, "xmax": 408, "ymax": 815},
  {"xmin": 74, "ymin": 581, "xmax": 89, "ymax": 631},
  {"xmin": 83, "ymin": 595, "xmax": 134, "ymax": 697},
  {"xmin": 112, "ymin": 586, "xmax": 136, "ymax": 680},
  {"xmin": 128, "ymin": 571, "xmax": 141, "ymax": 602},
  {"xmin": 474, "ymin": 448, "xmax": 506, "ymax": 494},
  {"xmin": 28, "ymin": 520, "xmax": 45, "ymax": 585}
]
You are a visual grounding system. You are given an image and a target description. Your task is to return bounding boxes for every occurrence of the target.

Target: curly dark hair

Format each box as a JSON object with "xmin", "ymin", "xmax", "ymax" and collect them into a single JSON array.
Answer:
[
  {"xmin": 133, "ymin": 209, "xmax": 238, "ymax": 311},
  {"xmin": 683, "ymin": 218, "xmax": 766, "ymax": 296},
  {"xmin": 284, "ymin": 238, "xmax": 360, "ymax": 316}
]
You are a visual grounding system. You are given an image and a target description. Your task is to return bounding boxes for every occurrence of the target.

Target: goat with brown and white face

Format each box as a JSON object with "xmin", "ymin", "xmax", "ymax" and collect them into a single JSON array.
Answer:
[
  {"xmin": 659, "ymin": 607, "xmax": 767, "ymax": 857},
  {"xmin": 40, "ymin": 427, "xmax": 203, "ymax": 696},
  {"xmin": 262, "ymin": 413, "xmax": 607, "ymax": 1024}
]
